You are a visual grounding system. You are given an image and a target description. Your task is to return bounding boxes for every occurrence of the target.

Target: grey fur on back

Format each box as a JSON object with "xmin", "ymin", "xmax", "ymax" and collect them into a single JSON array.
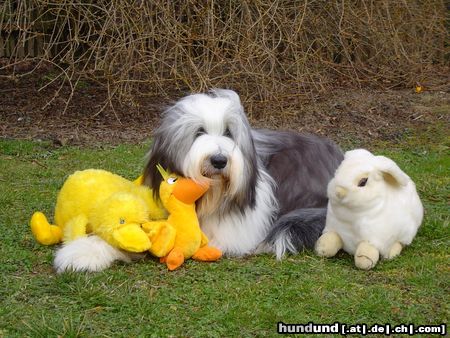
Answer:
[{"xmin": 253, "ymin": 129, "xmax": 344, "ymax": 257}]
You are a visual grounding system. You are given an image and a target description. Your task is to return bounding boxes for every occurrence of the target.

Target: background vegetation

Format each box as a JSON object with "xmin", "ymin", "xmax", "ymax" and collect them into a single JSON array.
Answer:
[{"xmin": 0, "ymin": 0, "xmax": 447, "ymax": 113}]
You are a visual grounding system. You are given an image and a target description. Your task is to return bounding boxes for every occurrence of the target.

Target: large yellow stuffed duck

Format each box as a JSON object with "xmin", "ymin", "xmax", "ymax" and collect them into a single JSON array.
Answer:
[
  {"xmin": 30, "ymin": 169, "xmax": 175, "ymax": 256},
  {"xmin": 149, "ymin": 165, "xmax": 222, "ymax": 270}
]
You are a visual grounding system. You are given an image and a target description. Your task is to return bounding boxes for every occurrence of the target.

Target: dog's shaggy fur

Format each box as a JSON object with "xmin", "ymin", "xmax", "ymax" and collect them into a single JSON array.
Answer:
[{"xmin": 54, "ymin": 89, "xmax": 343, "ymax": 272}]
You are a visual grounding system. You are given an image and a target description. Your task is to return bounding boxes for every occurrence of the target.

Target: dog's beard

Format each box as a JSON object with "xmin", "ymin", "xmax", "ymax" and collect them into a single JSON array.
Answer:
[
  {"xmin": 190, "ymin": 160, "xmax": 238, "ymax": 217},
  {"xmin": 197, "ymin": 178, "xmax": 229, "ymax": 216}
]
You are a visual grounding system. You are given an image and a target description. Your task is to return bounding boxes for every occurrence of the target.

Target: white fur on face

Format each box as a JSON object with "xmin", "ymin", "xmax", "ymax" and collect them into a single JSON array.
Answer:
[{"xmin": 183, "ymin": 134, "xmax": 246, "ymax": 199}]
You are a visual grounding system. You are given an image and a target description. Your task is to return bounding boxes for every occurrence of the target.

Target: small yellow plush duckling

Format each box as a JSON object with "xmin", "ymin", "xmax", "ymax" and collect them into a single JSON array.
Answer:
[
  {"xmin": 149, "ymin": 165, "xmax": 222, "ymax": 270},
  {"xmin": 30, "ymin": 169, "xmax": 174, "ymax": 254}
]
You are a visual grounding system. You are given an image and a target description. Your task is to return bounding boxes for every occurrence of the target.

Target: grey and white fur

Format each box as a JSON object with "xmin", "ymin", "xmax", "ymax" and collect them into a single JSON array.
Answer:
[{"xmin": 53, "ymin": 89, "xmax": 343, "ymax": 272}]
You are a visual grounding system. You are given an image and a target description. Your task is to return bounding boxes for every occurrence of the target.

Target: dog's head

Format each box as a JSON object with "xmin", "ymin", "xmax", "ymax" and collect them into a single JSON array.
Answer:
[{"xmin": 144, "ymin": 89, "xmax": 259, "ymax": 215}]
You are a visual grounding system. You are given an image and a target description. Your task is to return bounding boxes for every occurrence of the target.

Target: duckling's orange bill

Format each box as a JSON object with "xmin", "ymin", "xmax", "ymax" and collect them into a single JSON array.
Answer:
[{"xmin": 172, "ymin": 178, "xmax": 209, "ymax": 204}]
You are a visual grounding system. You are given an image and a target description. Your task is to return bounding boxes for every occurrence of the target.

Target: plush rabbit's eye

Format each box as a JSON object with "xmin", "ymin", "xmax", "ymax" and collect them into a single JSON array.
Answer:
[
  {"xmin": 119, "ymin": 218, "xmax": 125, "ymax": 224},
  {"xmin": 167, "ymin": 177, "xmax": 177, "ymax": 185},
  {"xmin": 358, "ymin": 177, "xmax": 368, "ymax": 187}
]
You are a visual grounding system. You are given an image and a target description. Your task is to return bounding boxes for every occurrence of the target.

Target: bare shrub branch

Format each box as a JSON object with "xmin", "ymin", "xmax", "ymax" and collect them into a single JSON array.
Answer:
[{"xmin": 0, "ymin": 0, "xmax": 447, "ymax": 115}]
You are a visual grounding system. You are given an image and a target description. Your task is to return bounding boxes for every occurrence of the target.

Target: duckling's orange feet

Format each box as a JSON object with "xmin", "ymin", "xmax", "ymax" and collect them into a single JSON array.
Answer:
[
  {"xmin": 192, "ymin": 246, "xmax": 222, "ymax": 262},
  {"xmin": 165, "ymin": 248, "xmax": 185, "ymax": 271}
]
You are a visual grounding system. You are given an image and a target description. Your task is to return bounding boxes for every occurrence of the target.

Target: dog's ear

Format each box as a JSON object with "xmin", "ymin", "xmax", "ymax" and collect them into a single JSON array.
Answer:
[
  {"xmin": 247, "ymin": 140, "xmax": 259, "ymax": 207},
  {"xmin": 144, "ymin": 129, "xmax": 186, "ymax": 199},
  {"xmin": 233, "ymin": 132, "xmax": 259, "ymax": 210},
  {"xmin": 143, "ymin": 143, "xmax": 164, "ymax": 200}
]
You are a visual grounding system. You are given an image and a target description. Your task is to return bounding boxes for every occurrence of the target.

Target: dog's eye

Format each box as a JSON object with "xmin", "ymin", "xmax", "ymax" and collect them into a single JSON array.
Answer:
[
  {"xmin": 358, "ymin": 177, "xmax": 368, "ymax": 187},
  {"xmin": 167, "ymin": 177, "xmax": 177, "ymax": 185},
  {"xmin": 195, "ymin": 127, "xmax": 206, "ymax": 138},
  {"xmin": 224, "ymin": 128, "xmax": 232, "ymax": 138}
]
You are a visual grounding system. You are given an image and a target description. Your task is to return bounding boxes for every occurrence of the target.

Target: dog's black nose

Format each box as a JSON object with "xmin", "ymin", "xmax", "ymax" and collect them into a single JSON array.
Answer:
[{"xmin": 210, "ymin": 154, "xmax": 228, "ymax": 169}]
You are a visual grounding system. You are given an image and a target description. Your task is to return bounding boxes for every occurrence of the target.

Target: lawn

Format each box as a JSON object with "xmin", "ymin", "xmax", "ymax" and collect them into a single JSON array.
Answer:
[{"xmin": 0, "ymin": 127, "xmax": 448, "ymax": 337}]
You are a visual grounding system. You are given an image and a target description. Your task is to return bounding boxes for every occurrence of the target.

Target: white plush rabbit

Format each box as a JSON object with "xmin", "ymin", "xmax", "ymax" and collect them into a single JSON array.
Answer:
[{"xmin": 315, "ymin": 149, "xmax": 423, "ymax": 270}]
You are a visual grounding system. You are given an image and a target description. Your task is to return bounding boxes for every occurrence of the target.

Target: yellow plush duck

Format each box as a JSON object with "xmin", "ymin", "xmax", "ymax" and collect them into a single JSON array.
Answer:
[
  {"xmin": 148, "ymin": 165, "xmax": 222, "ymax": 270},
  {"xmin": 30, "ymin": 169, "xmax": 174, "ymax": 255}
]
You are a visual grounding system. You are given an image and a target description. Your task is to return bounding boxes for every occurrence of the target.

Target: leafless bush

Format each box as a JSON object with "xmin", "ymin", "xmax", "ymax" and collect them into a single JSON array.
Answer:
[{"xmin": 0, "ymin": 0, "xmax": 447, "ymax": 114}]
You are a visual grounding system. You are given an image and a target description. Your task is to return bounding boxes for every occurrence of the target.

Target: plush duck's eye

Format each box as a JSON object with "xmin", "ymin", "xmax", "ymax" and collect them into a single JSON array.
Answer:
[
  {"xmin": 167, "ymin": 177, "xmax": 177, "ymax": 185},
  {"xmin": 224, "ymin": 128, "xmax": 232, "ymax": 138},
  {"xmin": 358, "ymin": 177, "xmax": 368, "ymax": 187},
  {"xmin": 119, "ymin": 218, "xmax": 125, "ymax": 224},
  {"xmin": 195, "ymin": 127, "xmax": 206, "ymax": 138}
]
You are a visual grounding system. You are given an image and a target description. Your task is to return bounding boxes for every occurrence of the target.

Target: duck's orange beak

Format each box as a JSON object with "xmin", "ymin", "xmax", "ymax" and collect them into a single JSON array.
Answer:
[{"xmin": 172, "ymin": 178, "xmax": 209, "ymax": 205}]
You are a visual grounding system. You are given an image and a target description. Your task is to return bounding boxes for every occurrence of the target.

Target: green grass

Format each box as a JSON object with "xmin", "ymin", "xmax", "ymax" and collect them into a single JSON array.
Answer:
[{"xmin": 0, "ymin": 131, "xmax": 448, "ymax": 337}]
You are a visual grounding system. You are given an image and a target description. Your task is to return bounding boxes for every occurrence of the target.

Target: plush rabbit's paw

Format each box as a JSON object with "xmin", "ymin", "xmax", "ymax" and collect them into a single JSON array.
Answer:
[
  {"xmin": 315, "ymin": 231, "xmax": 343, "ymax": 257},
  {"xmin": 355, "ymin": 241, "xmax": 379, "ymax": 270},
  {"xmin": 386, "ymin": 241, "xmax": 403, "ymax": 260}
]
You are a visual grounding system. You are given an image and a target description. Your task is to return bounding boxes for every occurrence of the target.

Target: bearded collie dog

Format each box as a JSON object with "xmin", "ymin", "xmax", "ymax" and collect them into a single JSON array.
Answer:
[{"xmin": 54, "ymin": 89, "xmax": 343, "ymax": 272}]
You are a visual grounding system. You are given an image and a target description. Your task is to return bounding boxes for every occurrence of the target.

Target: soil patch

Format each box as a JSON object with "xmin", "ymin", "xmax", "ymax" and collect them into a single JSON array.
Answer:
[{"xmin": 1, "ymin": 64, "xmax": 448, "ymax": 147}]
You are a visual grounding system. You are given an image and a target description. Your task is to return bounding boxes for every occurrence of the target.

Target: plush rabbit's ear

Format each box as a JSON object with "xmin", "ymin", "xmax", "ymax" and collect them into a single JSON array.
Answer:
[
  {"xmin": 344, "ymin": 149, "xmax": 373, "ymax": 160},
  {"xmin": 375, "ymin": 156, "xmax": 409, "ymax": 187}
]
